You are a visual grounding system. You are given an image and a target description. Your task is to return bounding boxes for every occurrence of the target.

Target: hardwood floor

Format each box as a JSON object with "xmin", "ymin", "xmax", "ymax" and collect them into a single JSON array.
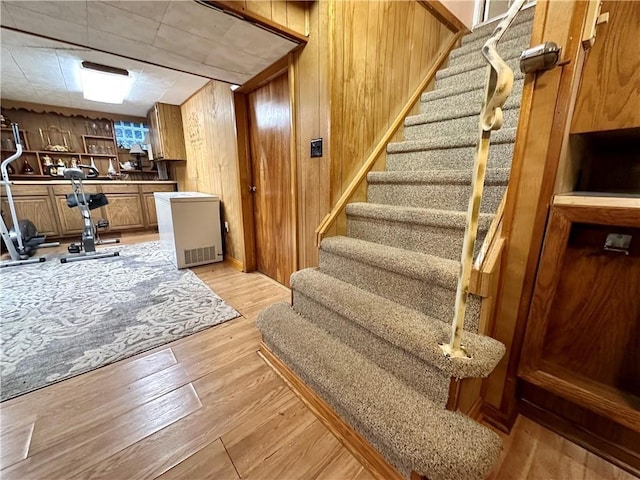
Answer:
[{"xmin": 1, "ymin": 233, "xmax": 636, "ymax": 479}]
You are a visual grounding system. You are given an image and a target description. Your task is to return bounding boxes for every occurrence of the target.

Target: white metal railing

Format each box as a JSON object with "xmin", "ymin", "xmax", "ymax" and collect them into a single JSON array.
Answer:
[{"xmin": 440, "ymin": 0, "xmax": 527, "ymax": 359}]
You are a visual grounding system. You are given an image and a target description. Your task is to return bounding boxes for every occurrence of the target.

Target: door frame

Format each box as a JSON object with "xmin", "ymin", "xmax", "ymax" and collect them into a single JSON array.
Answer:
[{"xmin": 234, "ymin": 54, "xmax": 298, "ymax": 276}]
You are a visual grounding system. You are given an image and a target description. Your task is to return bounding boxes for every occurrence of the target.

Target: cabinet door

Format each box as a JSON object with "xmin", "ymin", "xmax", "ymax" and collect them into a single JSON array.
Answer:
[
  {"xmin": 56, "ymin": 195, "xmax": 88, "ymax": 235},
  {"xmin": 143, "ymin": 193, "xmax": 158, "ymax": 227},
  {"xmin": 1, "ymin": 195, "xmax": 59, "ymax": 236},
  {"xmin": 103, "ymin": 194, "xmax": 145, "ymax": 230},
  {"xmin": 156, "ymin": 103, "xmax": 186, "ymax": 160},
  {"xmin": 147, "ymin": 105, "xmax": 163, "ymax": 160}
]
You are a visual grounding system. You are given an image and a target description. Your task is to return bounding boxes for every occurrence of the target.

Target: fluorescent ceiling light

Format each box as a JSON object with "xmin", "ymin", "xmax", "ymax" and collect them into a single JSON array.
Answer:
[{"xmin": 81, "ymin": 61, "xmax": 133, "ymax": 104}]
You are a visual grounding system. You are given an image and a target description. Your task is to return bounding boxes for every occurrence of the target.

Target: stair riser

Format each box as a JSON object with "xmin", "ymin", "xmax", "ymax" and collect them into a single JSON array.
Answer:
[
  {"xmin": 419, "ymin": 79, "xmax": 524, "ymax": 118},
  {"xmin": 386, "ymin": 141, "xmax": 515, "ymax": 172},
  {"xmin": 436, "ymin": 57, "xmax": 523, "ymax": 91},
  {"xmin": 459, "ymin": 13, "xmax": 534, "ymax": 48},
  {"xmin": 346, "ymin": 214, "xmax": 488, "ymax": 261},
  {"xmin": 368, "ymin": 182, "xmax": 506, "ymax": 213},
  {"xmin": 292, "ymin": 291, "xmax": 450, "ymax": 406},
  {"xmin": 319, "ymin": 249, "xmax": 482, "ymax": 331},
  {"xmin": 404, "ymin": 108, "xmax": 520, "ymax": 141}
]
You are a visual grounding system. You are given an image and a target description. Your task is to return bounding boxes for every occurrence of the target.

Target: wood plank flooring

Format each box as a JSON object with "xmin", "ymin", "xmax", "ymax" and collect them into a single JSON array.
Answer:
[{"xmin": 1, "ymin": 233, "xmax": 636, "ymax": 479}]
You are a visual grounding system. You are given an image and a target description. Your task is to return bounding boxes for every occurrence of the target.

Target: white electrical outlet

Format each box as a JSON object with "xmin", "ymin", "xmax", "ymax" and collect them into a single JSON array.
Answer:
[{"xmin": 224, "ymin": 221, "xmax": 229, "ymax": 232}]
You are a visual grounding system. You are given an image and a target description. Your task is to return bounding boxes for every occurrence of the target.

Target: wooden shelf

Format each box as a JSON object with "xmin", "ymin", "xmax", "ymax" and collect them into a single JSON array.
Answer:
[
  {"xmin": 82, "ymin": 135, "xmax": 114, "ymax": 140},
  {"xmin": 555, "ymin": 193, "xmax": 640, "ymax": 209},
  {"xmin": 8, "ymin": 174, "xmax": 50, "ymax": 180}
]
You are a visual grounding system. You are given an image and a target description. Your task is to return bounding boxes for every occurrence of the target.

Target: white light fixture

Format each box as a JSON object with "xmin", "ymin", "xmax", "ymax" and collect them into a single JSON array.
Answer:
[
  {"xmin": 230, "ymin": 84, "xmax": 240, "ymax": 91},
  {"xmin": 81, "ymin": 61, "xmax": 133, "ymax": 104}
]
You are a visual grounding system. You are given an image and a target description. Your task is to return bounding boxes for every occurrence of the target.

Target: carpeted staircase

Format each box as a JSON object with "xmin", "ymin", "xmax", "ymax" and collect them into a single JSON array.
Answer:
[{"xmin": 258, "ymin": 7, "xmax": 534, "ymax": 480}]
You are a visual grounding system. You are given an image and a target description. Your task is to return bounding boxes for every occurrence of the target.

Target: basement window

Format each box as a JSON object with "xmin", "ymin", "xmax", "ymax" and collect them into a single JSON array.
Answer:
[{"xmin": 114, "ymin": 120, "xmax": 149, "ymax": 150}]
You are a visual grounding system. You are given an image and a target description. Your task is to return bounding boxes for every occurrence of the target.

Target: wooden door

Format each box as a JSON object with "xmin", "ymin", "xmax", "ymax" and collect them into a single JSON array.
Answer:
[{"xmin": 248, "ymin": 72, "xmax": 295, "ymax": 286}]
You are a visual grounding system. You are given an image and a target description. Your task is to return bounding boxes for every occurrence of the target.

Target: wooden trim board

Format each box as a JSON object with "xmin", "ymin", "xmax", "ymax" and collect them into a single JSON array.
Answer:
[{"xmin": 258, "ymin": 343, "xmax": 404, "ymax": 480}]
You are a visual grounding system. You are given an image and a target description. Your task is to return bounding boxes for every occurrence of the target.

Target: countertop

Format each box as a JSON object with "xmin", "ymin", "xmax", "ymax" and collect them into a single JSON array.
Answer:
[{"xmin": 9, "ymin": 180, "xmax": 177, "ymax": 185}]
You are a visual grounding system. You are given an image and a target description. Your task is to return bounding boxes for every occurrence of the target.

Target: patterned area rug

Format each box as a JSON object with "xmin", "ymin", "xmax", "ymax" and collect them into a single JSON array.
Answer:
[{"xmin": 0, "ymin": 241, "xmax": 240, "ymax": 402}]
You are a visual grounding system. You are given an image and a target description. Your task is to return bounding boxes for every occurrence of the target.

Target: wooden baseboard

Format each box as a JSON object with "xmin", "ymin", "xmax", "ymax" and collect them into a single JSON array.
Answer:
[
  {"xmin": 225, "ymin": 255, "xmax": 244, "ymax": 272},
  {"xmin": 258, "ymin": 342, "xmax": 405, "ymax": 480}
]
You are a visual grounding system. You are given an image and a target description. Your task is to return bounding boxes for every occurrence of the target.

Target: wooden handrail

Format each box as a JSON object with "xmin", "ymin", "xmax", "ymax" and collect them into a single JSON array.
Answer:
[
  {"xmin": 441, "ymin": 0, "xmax": 527, "ymax": 359},
  {"xmin": 315, "ymin": 31, "xmax": 464, "ymax": 246}
]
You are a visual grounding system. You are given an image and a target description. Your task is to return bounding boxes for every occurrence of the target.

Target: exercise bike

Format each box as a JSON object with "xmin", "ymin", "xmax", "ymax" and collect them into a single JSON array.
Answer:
[
  {"xmin": 0, "ymin": 123, "xmax": 59, "ymax": 268},
  {"xmin": 59, "ymin": 165, "xmax": 120, "ymax": 263}
]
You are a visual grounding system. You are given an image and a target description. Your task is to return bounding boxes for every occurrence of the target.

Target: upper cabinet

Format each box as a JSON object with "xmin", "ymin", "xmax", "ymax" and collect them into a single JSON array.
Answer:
[
  {"xmin": 571, "ymin": 1, "xmax": 640, "ymax": 134},
  {"xmin": 147, "ymin": 103, "xmax": 187, "ymax": 161}
]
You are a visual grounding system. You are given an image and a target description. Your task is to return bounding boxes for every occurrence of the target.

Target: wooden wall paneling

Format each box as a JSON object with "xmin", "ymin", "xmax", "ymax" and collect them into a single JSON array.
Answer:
[
  {"xmin": 326, "ymin": 0, "xmax": 454, "ymax": 233},
  {"xmin": 285, "ymin": 1, "xmax": 307, "ymax": 35},
  {"xmin": 271, "ymin": 1, "xmax": 287, "ymax": 27},
  {"xmin": 571, "ymin": 1, "xmax": 640, "ymax": 134},
  {"xmin": 178, "ymin": 81, "xmax": 246, "ymax": 267},
  {"xmin": 329, "ymin": 0, "xmax": 345, "ymax": 209},
  {"xmin": 288, "ymin": 54, "xmax": 298, "ymax": 275},
  {"xmin": 481, "ymin": 0, "xmax": 591, "ymax": 429},
  {"xmin": 209, "ymin": 1, "xmax": 308, "ymax": 40}
]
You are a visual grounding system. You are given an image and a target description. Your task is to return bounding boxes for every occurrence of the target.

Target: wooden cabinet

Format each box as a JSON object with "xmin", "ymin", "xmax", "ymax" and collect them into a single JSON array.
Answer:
[
  {"xmin": 143, "ymin": 193, "xmax": 159, "ymax": 226},
  {"xmin": 1, "ymin": 195, "xmax": 59, "ymax": 237},
  {"xmin": 520, "ymin": 195, "xmax": 640, "ymax": 434},
  {"xmin": 571, "ymin": 1, "xmax": 640, "ymax": 133},
  {"xmin": 103, "ymin": 194, "xmax": 145, "ymax": 231},
  {"xmin": 146, "ymin": 103, "xmax": 186, "ymax": 161},
  {"xmin": 4, "ymin": 182, "xmax": 176, "ymax": 238}
]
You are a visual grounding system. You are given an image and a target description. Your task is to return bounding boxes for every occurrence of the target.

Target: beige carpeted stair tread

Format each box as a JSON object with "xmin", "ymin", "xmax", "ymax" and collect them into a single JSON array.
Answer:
[
  {"xmin": 387, "ymin": 127, "xmax": 516, "ymax": 154},
  {"xmin": 414, "ymin": 79, "xmax": 524, "ymax": 123},
  {"xmin": 367, "ymin": 168, "xmax": 510, "ymax": 186},
  {"xmin": 257, "ymin": 303, "xmax": 503, "ymax": 480},
  {"xmin": 404, "ymin": 109, "xmax": 520, "ymax": 142},
  {"xmin": 366, "ymin": 169, "xmax": 508, "ymax": 213},
  {"xmin": 345, "ymin": 202, "xmax": 493, "ymax": 231},
  {"xmin": 292, "ymin": 285, "xmax": 451, "ymax": 406},
  {"xmin": 318, "ymin": 236, "xmax": 483, "ymax": 328},
  {"xmin": 459, "ymin": 7, "xmax": 534, "ymax": 47},
  {"xmin": 291, "ymin": 269, "xmax": 506, "ymax": 379},
  {"xmin": 320, "ymin": 235, "xmax": 459, "ymax": 288}
]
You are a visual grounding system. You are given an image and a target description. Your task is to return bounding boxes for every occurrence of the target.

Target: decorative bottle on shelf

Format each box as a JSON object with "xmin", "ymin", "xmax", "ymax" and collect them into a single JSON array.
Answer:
[
  {"xmin": 21, "ymin": 159, "xmax": 35, "ymax": 175},
  {"xmin": 90, "ymin": 157, "xmax": 99, "ymax": 175},
  {"xmin": 107, "ymin": 158, "xmax": 117, "ymax": 176},
  {"xmin": 56, "ymin": 158, "xmax": 66, "ymax": 176}
]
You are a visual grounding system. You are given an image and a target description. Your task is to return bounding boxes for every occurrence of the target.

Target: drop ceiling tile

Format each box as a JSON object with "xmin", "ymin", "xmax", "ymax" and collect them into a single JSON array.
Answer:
[
  {"xmin": 0, "ymin": 2, "xmax": 16, "ymax": 27},
  {"xmin": 152, "ymin": 23, "xmax": 215, "ymax": 64},
  {"xmin": 88, "ymin": 2, "xmax": 160, "ymax": 45},
  {"xmin": 160, "ymin": 1, "xmax": 235, "ymax": 40},
  {"xmin": 87, "ymin": 28, "xmax": 152, "ymax": 63},
  {"xmin": 101, "ymin": 1, "xmax": 170, "ymax": 22},
  {"xmin": 4, "ymin": 1, "xmax": 88, "ymax": 26},
  {"xmin": 145, "ymin": 46, "xmax": 244, "ymax": 84},
  {"xmin": 204, "ymin": 46, "xmax": 266, "ymax": 76},
  {"xmin": 3, "ymin": 3, "xmax": 89, "ymax": 46},
  {"xmin": 221, "ymin": 21, "xmax": 297, "ymax": 59}
]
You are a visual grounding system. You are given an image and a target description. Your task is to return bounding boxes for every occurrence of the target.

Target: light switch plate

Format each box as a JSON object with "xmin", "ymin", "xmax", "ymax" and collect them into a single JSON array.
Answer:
[{"xmin": 311, "ymin": 138, "xmax": 322, "ymax": 158}]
